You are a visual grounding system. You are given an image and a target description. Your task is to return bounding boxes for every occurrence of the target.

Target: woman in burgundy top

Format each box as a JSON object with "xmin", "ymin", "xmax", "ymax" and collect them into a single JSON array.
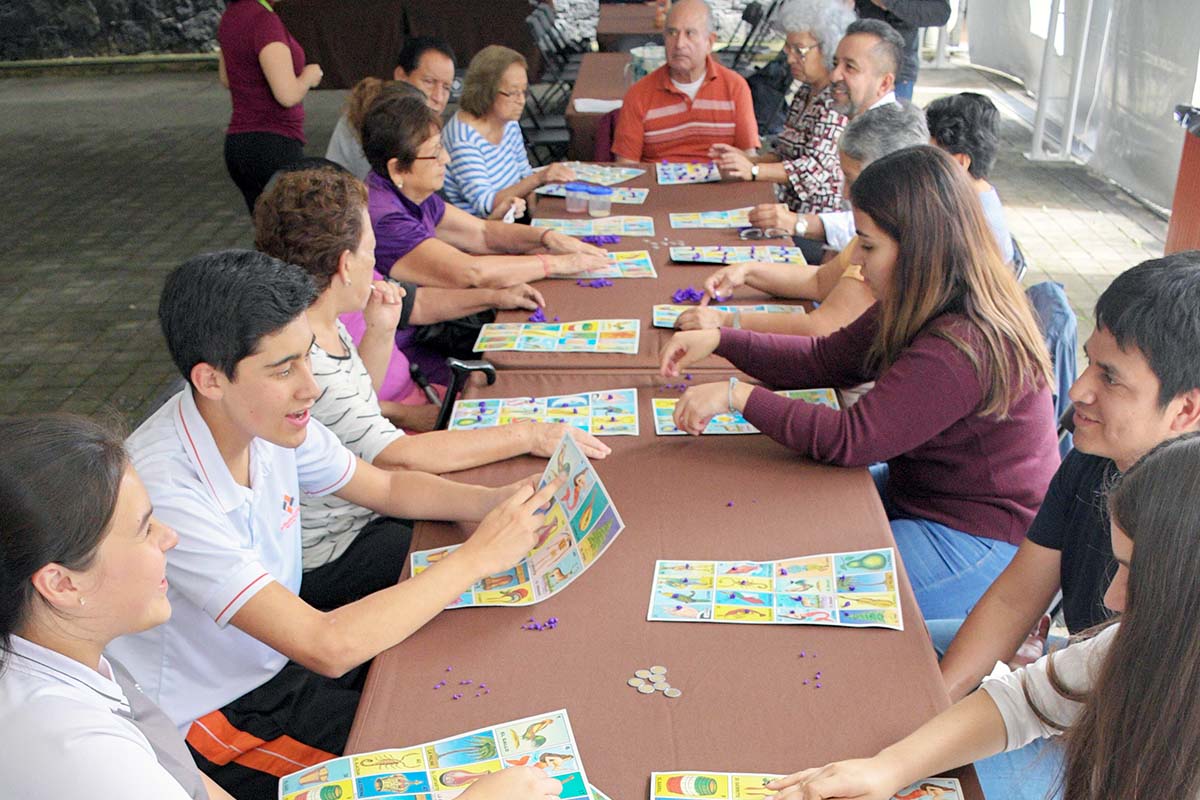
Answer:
[
  {"xmin": 217, "ymin": 0, "xmax": 323, "ymax": 213},
  {"xmin": 662, "ymin": 146, "xmax": 1060, "ymax": 621}
]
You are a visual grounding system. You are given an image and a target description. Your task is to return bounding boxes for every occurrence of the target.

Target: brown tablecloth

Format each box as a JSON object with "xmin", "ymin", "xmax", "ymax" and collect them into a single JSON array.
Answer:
[
  {"xmin": 277, "ymin": 0, "xmax": 538, "ymax": 90},
  {"xmin": 566, "ymin": 53, "xmax": 631, "ymax": 161},
  {"xmin": 488, "ymin": 168, "xmax": 787, "ymax": 371},
  {"xmin": 596, "ymin": 2, "xmax": 663, "ymax": 51},
  {"xmin": 347, "ymin": 370, "xmax": 982, "ymax": 800}
]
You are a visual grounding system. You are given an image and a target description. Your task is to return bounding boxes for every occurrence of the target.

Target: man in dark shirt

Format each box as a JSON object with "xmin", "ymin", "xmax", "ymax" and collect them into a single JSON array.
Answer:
[
  {"xmin": 854, "ymin": 0, "xmax": 950, "ymax": 101},
  {"xmin": 939, "ymin": 250, "xmax": 1200, "ymax": 698},
  {"xmin": 932, "ymin": 251, "xmax": 1200, "ymax": 800}
]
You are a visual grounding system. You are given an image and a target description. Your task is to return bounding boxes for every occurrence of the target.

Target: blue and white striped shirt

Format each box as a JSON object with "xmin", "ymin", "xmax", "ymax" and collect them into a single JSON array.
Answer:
[{"xmin": 442, "ymin": 115, "xmax": 533, "ymax": 217}]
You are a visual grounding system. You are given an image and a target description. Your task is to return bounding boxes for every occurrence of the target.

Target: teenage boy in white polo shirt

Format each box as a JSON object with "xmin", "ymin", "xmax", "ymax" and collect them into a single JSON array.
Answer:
[{"xmin": 109, "ymin": 250, "xmax": 562, "ymax": 800}]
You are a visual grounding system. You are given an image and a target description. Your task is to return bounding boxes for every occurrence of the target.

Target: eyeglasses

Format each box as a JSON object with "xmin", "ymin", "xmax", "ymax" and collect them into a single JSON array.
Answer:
[
  {"xmin": 497, "ymin": 88, "xmax": 528, "ymax": 100},
  {"xmin": 413, "ymin": 143, "xmax": 444, "ymax": 160},
  {"xmin": 783, "ymin": 43, "xmax": 819, "ymax": 59},
  {"xmin": 739, "ymin": 227, "xmax": 790, "ymax": 240}
]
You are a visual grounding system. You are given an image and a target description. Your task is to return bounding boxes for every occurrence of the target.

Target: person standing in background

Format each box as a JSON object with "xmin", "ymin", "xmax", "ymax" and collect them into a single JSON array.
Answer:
[
  {"xmin": 854, "ymin": 0, "xmax": 949, "ymax": 101},
  {"xmin": 218, "ymin": 0, "xmax": 323, "ymax": 214}
]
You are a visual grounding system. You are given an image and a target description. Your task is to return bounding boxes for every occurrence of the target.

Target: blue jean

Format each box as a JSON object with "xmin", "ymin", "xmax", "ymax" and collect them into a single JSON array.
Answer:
[
  {"xmin": 870, "ymin": 463, "xmax": 1017, "ymax": 620},
  {"xmin": 924, "ymin": 622, "xmax": 1067, "ymax": 799}
]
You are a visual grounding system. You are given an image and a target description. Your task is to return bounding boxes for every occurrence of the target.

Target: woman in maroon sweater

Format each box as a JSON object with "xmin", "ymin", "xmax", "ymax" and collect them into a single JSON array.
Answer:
[{"xmin": 662, "ymin": 145, "xmax": 1059, "ymax": 621}]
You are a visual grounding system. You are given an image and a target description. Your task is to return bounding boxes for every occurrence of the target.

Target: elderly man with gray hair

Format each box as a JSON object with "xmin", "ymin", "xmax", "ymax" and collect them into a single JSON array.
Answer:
[
  {"xmin": 711, "ymin": 0, "xmax": 857, "ymax": 218},
  {"xmin": 674, "ymin": 103, "xmax": 929, "ymax": 336},
  {"xmin": 613, "ymin": 0, "xmax": 760, "ymax": 163}
]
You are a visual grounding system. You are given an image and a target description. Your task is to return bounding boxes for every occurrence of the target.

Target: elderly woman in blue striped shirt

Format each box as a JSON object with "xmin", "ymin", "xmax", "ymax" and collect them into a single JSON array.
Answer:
[{"xmin": 443, "ymin": 46, "xmax": 577, "ymax": 219}]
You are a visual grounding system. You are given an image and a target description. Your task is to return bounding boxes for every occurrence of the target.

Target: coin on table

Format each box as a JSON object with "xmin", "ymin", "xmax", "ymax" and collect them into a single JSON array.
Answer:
[
  {"xmin": 654, "ymin": 683, "xmax": 671, "ymax": 692},
  {"xmin": 635, "ymin": 669, "xmax": 652, "ymax": 679},
  {"xmin": 649, "ymin": 665, "xmax": 668, "ymax": 675},
  {"xmin": 628, "ymin": 678, "xmax": 646, "ymax": 688},
  {"xmin": 663, "ymin": 688, "xmax": 683, "ymax": 698},
  {"xmin": 637, "ymin": 684, "xmax": 656, "ymax": 694}
]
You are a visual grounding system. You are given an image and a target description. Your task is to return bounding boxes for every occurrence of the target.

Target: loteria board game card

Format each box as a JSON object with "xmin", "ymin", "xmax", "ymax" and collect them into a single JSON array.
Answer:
[
  {"xmin": 279, "ymin": 709, "xmax": 591, "ymax": 800},
  {"xmin": 652, "ymin": 389, "xmax": 839, "ymax": 434},
  {"xmin": 449, "ymin": 388, "xmax": 639, "ymax": 436},
  {"xmin": 651, "ymin": 303, "xmax": 806, "ymax": 329},
  {"xmin": 669, "ymin": 245, "xmax": 807, "ymax": 264},
  {"xmin": 656, "ymin": 161, "xmax": 721, "ymax": 184},
  {"xmin": 550, "ymin": 250, "xmax": 657, "ymax": 279},
  {"xmin": 412, "ymin": 434, "xmax": 625, "ymax": 608},
  {"xmin": 668, "ymin": 208, "xmax": 752, "ymax": 229},
  {"xmin": 649, "ymin": 772, "xmax": 962, "ymax": 799},
  {"xmin": 646, "ymin": 548, "xmax": 904, "ymax": 630},
  {"xmin": 473, "ymin": 320, "xmax": 641, "ymax": 355},
  {"xmin": 537, "ymin": 183, "xmax": 649, "ymax": 204},
  {"xmin": 533, "ymin": 215, "xmax": 656, "ymax": 237}
]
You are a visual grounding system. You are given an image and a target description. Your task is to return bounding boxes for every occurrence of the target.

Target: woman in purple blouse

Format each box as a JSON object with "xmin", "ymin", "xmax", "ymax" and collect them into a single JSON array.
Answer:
[
  {"xmin": 662, "ymin": 146, "xmax": 1060, "ymax": 621},
  {"xmin": 709, "ymin": 0, "xmax": 855, "ymax": 215}
]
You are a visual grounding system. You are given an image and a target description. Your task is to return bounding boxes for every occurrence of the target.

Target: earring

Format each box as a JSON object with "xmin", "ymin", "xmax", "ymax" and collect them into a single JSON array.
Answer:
[
  {"xmin": 79, "ymin": 597, "xmax": 86, "ymax": 607},
  {"xmin": 344, "ymin": 278, "xmax": 352, "ymax": 286}
]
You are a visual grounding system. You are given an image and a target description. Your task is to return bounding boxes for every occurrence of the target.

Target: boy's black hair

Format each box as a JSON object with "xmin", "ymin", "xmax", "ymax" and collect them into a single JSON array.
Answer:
[
  {"xmin": 1095, "ymin": 250, "xmax": 1200, "ymax": 407},
  {"xmin": 158, "ymin": 249, "xmax": 316, "ymax": 383}
]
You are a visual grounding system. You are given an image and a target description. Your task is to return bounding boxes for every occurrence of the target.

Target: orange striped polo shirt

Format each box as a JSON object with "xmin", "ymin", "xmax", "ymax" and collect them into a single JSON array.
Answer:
[{"xmin": 612, "ymin": 56, "xmax": 760, "ymax": 163}]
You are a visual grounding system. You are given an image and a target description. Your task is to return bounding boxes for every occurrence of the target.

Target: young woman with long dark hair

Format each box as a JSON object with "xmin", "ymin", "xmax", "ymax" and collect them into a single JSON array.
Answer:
[{"xmin": 662, "ymin": 145, "xmax": 1059, "ymax": 621}]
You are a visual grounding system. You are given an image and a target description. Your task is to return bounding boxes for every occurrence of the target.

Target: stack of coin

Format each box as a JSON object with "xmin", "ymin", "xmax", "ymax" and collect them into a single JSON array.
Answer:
[{"xmin": 627, "ymin": 665, "xmax": 682, "ymax": 698}]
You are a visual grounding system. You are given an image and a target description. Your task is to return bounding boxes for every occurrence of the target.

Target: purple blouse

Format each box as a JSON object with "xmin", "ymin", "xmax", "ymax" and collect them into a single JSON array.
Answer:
[{"xmin": 366, "ymin": 170, "xmax": 446, "ymax": 279}]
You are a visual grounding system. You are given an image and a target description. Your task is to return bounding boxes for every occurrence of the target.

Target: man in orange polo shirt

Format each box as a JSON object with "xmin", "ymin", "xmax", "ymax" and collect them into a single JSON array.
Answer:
[{"xmin": 613, "ymin": 0, "xmax": 760, "ymax": 164}]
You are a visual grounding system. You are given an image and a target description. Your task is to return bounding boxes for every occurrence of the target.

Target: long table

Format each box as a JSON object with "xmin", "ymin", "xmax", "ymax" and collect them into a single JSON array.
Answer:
[
  {"xmin": 488, "ymin": 167, "xmax": 786, "ymax": 371},
  {"xmin": 596, "ymin": 2, "xmax": 663, "ymax": 51},
  {"xmin": 566, "ymin": 53, "xmax": 632, "ymax": 161},
  {"xmin": 347, "ymin": 370, "xmax": 983, "ymax": 799}
]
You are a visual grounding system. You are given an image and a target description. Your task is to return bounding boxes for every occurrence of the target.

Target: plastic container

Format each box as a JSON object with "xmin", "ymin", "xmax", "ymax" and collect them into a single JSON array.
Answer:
[
  {"xmin": 564, "ymin": 182, "xmax": 590, "ymax": 214},
  {"xmin": 587, "ymin": 185, "xmax": 614, "ymax": 217}
]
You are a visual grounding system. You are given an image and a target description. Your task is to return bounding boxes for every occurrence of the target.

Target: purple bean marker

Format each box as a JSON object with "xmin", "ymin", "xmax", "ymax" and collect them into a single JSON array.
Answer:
[{"xmin": 726, "ymin": 501, "xmax": 734, "ymax": 507}]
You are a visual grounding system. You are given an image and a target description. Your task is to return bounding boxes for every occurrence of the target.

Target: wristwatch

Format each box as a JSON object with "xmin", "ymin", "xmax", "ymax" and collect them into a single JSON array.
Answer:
[
  {"xmin": 794, "ymin": 216, "xmax": 809, "ymax": 238},
  {"xmin": 750, "ymin": 164, "xmax": 759, "ymax": 181}
]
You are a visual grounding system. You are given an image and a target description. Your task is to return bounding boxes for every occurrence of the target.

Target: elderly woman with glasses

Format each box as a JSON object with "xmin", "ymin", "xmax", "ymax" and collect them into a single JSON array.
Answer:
[
  {"xmin": 709, "ymin": 0, "xmax": 856, "ymax": 215},
  {"xmin": 442, "ymin": 45, "xmax": 577, "ymax": 219}
]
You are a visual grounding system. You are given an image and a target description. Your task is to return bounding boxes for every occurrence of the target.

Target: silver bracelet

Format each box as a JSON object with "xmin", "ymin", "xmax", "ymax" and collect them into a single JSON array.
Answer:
[
  {"xmin": 730, "ymin": 307, "xmax": 742, "ymax": 329},
  {"xmin": 728, "ymin": 376, "xmax": 739, "ymax": 414}
]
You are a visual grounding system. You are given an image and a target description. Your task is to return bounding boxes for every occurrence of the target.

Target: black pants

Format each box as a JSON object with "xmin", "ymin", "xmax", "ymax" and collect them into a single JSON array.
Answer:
[
  {"xmin": 300, "ymin": 515, "xmax": 413, "ymax": 610},
  {"xmin": 224, "ymin": 131, "xmax": 305, "ymax": 215},
  {"xmin": 187, "ymin": 516, "xmax": 411, "ymax": 800}
]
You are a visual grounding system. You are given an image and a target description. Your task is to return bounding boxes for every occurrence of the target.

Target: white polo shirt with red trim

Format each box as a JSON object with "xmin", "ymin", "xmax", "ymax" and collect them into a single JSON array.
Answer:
[{"xmin": 108, "ymin": 388, "xmax": 356, "ymax": 728}]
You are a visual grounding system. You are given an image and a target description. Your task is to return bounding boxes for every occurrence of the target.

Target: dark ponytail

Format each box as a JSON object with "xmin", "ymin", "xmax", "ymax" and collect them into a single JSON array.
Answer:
[{"xmin": 0, "ymin": 414, "xmax": 128, "ymax": 668}]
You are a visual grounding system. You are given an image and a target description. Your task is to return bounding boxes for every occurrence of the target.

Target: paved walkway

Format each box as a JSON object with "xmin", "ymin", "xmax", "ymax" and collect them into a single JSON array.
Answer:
[{"xmin": 0, "ymin": 61, "xmax": 1169, "ymax": 422}]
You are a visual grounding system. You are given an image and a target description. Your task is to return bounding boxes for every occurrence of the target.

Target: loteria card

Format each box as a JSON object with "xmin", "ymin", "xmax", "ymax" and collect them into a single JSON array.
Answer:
[
  {"xmin": 278, "ymin": 709, "xmax": 591, "ymax": 800},
  {"xmin": 537, "ymin": 183, "xmax": 650, "ymax": 204},
  {"xmin": 449, "ymin": 388, "xmax": 639, "ymax": 436},
  {"xmin": 646, "ymin": 547, "xmax": 904, "ymax": 629},
  {"xmin": 559, "ymin": 162, "xmax": 646, "ymax": 186},
  {"xmin": 473, "ymin": 319, "xmax": 641, "ymax": 355},
  {"xmin": 651, "ymin": 303, "xmax": 806, "ymax": 329},
  {"xmin": 668, "ymin": 208, "xmax": 753, "ymax": 229},
  {"xmin": 669, "ymin": 245, "xmax": 808, "ymax": 264},
  {"xmin": 551, "ymin": 250, "xmax": 657, "ymax": 280},
  {"xmin": 533, "ymin": 215, "xmax": 656, "ymax": 237},
  {"xmin": 412, "ymin": 434, "xmax": 625, "ymax": 608},
  {"xmin": 591, "ymin": 785, "xmax": 614, "ymax": 800},
  {"xmin": 650, "ymin": 772, "xmax": 962, "ymax": 800},
  {"xmin": 656, "ymin": 161, "xmax": 721, "ymax": 184},
  {"xmin": 652, "ymin": 389, "xmax": 839, "ymax": 434}
]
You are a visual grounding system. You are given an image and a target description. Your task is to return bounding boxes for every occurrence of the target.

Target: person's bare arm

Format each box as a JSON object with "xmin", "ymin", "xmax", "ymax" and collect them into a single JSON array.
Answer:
[
  {"xmin": 202, "ymin": 774, "xmax": 237, "ymax": 800},
  {"xmin": 217, "ymin": 51, "xmax": 229, "ymax": 88},
  {"xmin": 408, "ymin": 285, "xmax": 545, "ymax": 324},
  {"xmin": 257, "ymin": 42, "xmax": 321, "ymax": 107},
  {"xmin": 940, "ymin": 539, "xmax": 1063, "ymax": 701},
  {"xmin": 387, "ymin": 207, "xmax": 605, "ymax": 288},
  {"xmin": 375, "ymin": 423, "xmax": 610, "ymax": 474},
  {"xmin": 229, "ymin": 477, "xmax": 562, "ymax": 677}
]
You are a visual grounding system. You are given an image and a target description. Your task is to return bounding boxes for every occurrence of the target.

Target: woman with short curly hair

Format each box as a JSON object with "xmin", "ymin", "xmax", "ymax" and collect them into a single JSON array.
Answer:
[
  {"xmin": 709, "ymin": 0, "xmax": 856, "ymax": 215},
  {"xmin": 442, "ymin": 46, "xmax": 577, "ymax": 218}
]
